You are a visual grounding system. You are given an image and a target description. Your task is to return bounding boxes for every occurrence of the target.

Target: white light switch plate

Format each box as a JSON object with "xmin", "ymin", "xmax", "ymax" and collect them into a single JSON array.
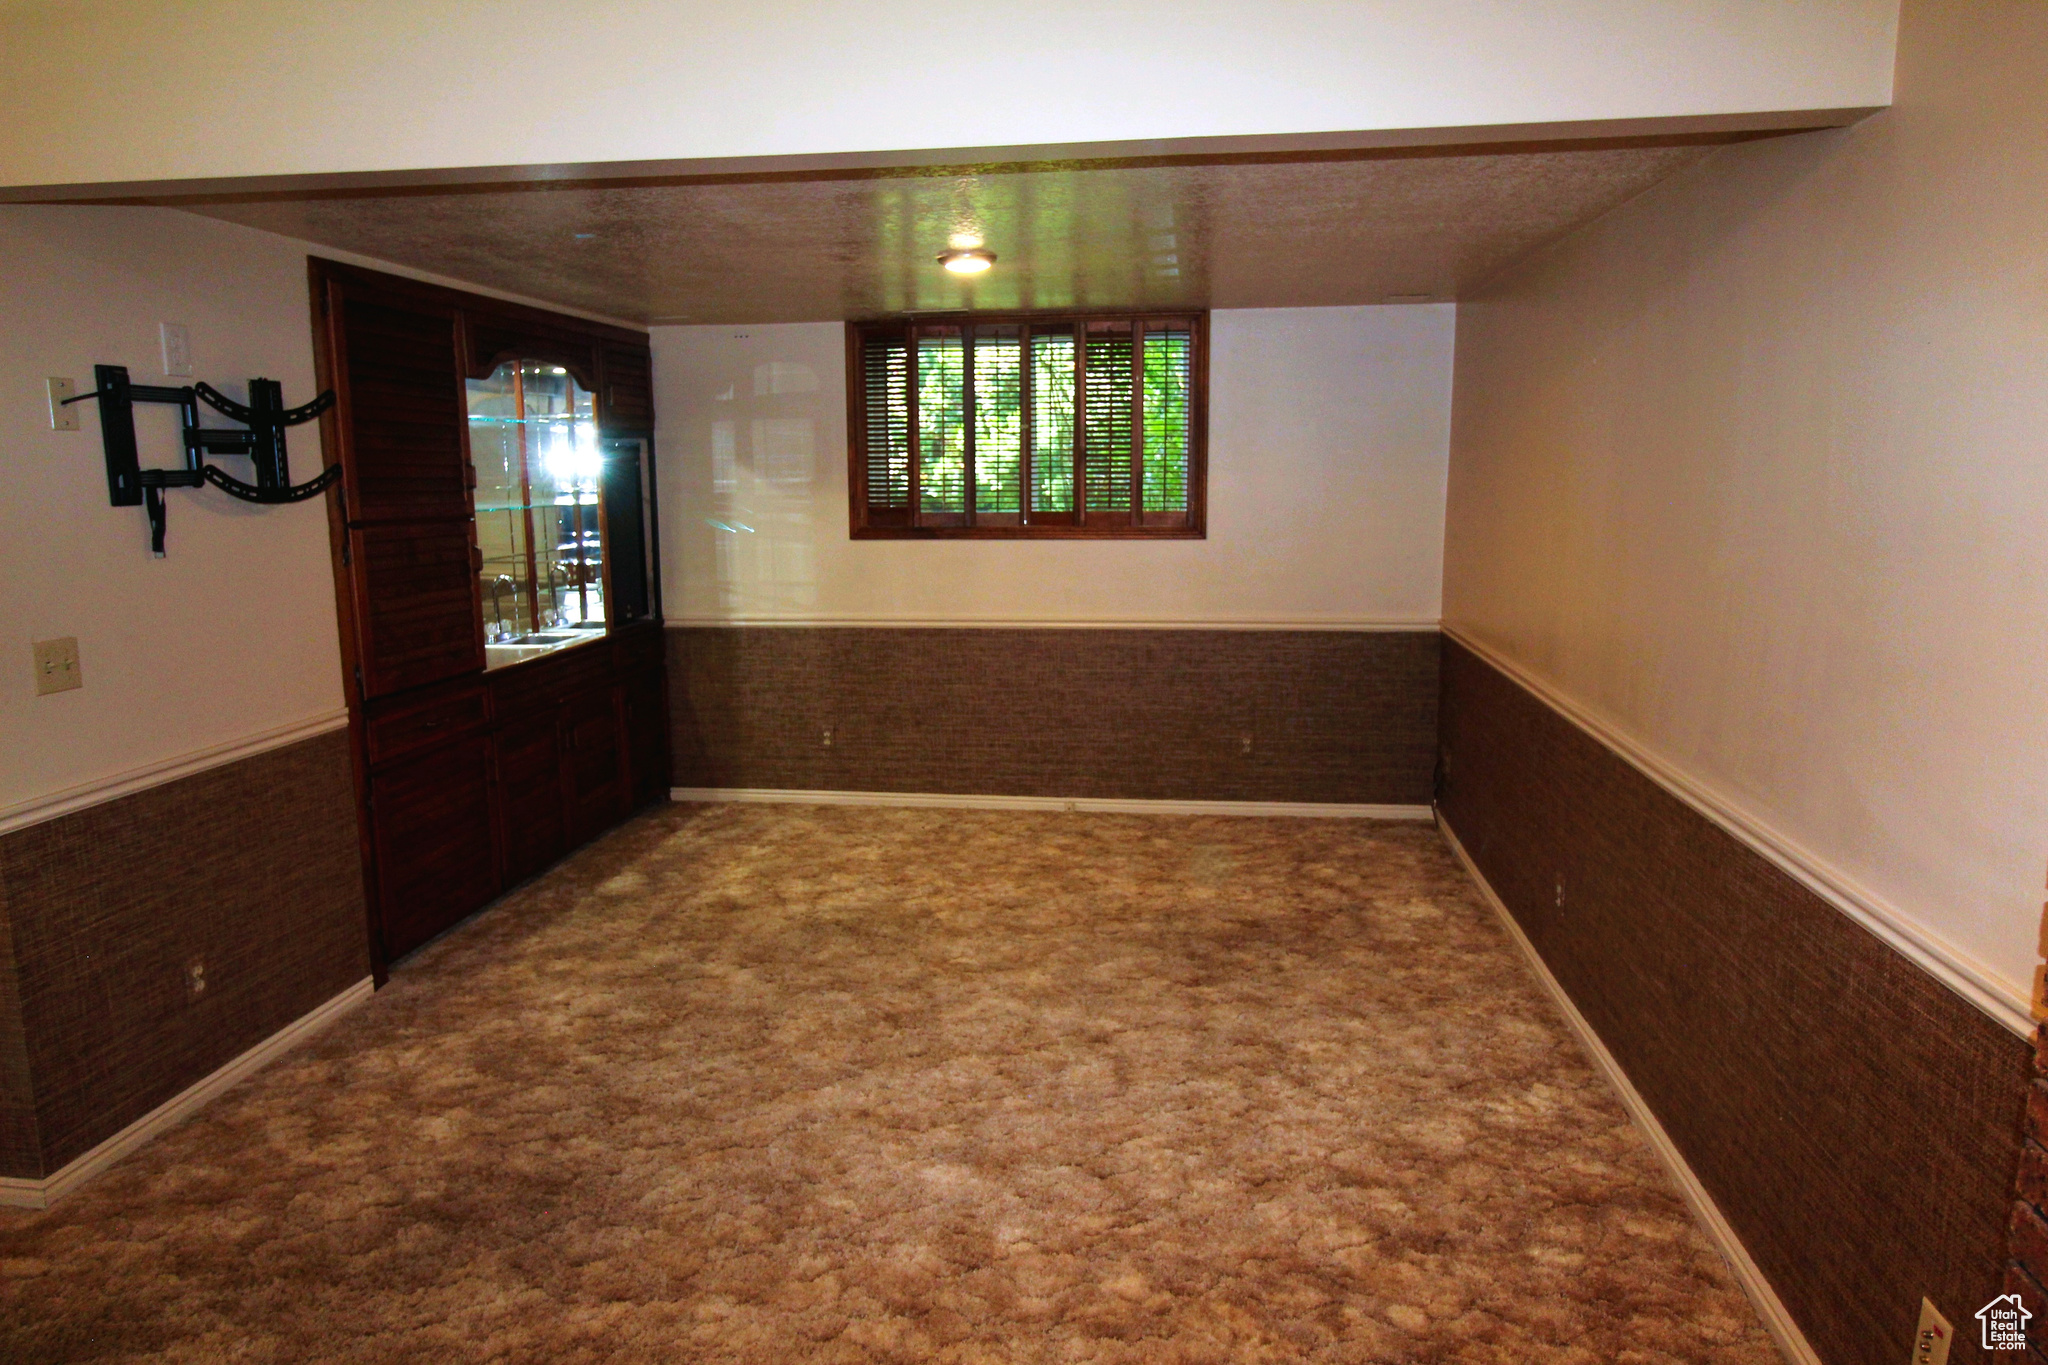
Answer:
[
  {"xmin": 160, "ymin": 321, "xmax": 191, "ymax": 376},
  {"xmin": 46, "ymin": 376, "xmax": 77, "ymax": 430},
  {"xmin": 32, "ymin": 637, "xmax": 82, "ymax": 696}
]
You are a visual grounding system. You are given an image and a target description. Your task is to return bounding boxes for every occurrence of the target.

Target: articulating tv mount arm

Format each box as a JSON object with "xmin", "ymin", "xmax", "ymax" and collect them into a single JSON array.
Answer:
[{"xmin": 66, "ymin": 363, "xmax": 339, "ymax": 556}]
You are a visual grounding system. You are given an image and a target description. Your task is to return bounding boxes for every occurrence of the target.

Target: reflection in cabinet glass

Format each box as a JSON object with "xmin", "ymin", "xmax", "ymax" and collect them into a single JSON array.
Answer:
[
  {"xmin": 601, "ymin": 433, "xmax": 657, "ymax": 626},
  {"xmin": 469, "ymin": 362, "xmax": 611, "ymax": 669}
]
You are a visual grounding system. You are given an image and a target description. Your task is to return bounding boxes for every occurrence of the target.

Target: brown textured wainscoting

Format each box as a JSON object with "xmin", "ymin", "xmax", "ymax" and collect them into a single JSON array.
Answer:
[
  {"xmin": 667, "ymin": 626, "xmax": 1440, "ymax": 805},
  {"xmin": 0, "ymin": 896, "xmax": 33, "ymax": 1179},
  {"xmin": 0, "ymin": 729, "xmax": 370, "ymax": 1180},
  {"xmin": 1436, "ymin": 635, "xmax": 2030, "ymax": 1365}
]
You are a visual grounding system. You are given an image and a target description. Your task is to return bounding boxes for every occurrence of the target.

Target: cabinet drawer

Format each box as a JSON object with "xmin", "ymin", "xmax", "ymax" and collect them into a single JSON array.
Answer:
[
  {"xmin": 489, "ymin": 639, "xmax": 612, "ymax": 721},
  {"xmin": 365, "ymin": 686, "xmax": 490, "ymax": 766}
]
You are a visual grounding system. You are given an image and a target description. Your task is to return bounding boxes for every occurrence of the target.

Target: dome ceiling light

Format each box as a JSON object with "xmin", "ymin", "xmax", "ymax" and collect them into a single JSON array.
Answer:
[{"xmin": 938, "ymin": 247, "xmax": 996, "ymax": 275}]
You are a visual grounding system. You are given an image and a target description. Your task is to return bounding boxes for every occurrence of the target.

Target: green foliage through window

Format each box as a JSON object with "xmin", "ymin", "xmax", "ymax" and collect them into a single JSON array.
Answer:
[{"xmin": 855, "ymin": 314, "xmax": 1201, "ymax": 535}]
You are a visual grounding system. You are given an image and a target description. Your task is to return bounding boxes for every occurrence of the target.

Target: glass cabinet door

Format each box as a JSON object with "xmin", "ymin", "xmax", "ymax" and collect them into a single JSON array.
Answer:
[
  {"xmin": 469, "ymin": 361, "xmax": 612, "ymax": 668},
  {"xmin": 468, "ymin": 359, "xmax": 660, "ymax": 668}
]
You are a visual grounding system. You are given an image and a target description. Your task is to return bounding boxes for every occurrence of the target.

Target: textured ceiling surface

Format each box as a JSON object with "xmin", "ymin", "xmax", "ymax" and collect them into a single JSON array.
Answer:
[{"xmin": 188, "ymin": 144, "xmax": 1720, "ymax": 324}]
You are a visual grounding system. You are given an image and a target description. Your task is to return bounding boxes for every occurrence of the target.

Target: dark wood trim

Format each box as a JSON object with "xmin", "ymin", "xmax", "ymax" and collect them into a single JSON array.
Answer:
[
  {"xmin": 962, "ymin": 326, "xmax": 977, "ymax": 530},
  {"xmin": 1018, "ymin": 322, "xmax": 1035, "ymax": 525},
  {"xmin": 1073, "ymin": 322, "xmax": 1090, "ymax": 528},
  {"xmin": 1129, "ymin": 319, "xmax": 1146, "ymax": 527},
  {"xmin": 308, "ymin": 262, "xmax": 389, "ymax": 983},
  {"xmin": 465, "ymin": 338, "xmax": 600, "ymax": 394},
  {"xmin": 843, "ymin": 325, "xmax": 868, "ymax": 533},
  {"xmin": 306, "ymin": 257, "xmax": 646, "ymax": 347},
  {"xmin": 906, "ymin": 324, "xmax": 923, "ymax": 528}
]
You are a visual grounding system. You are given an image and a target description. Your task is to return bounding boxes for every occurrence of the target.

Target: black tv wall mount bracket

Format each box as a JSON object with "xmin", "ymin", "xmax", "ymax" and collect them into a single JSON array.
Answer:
[{"xmin": 64, "ymin": 363, "xmax": 339, "ymax": 556}]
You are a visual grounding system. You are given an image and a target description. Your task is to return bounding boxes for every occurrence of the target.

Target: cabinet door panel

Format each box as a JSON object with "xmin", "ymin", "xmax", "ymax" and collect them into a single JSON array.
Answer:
[
  {"xmin": 334, "ymin": 291, "xmax": 472, "ymax": 524},
  {"xmin": 600, "ymin": 343, "xmax": 654, "ymax": 430},
  {"xmin": 562, "ymin": 687, "xmax": 627, "ymax": 846},
  {"xmin": 496, "ymin": 716, "xmax": 565, "ymax": 886},
  {"xmin": 352, "ymin": 523, "xmax": 484, "ymax": 697},
  {"xmin": 368, "ymin": 735, "xmax": 497, "ymax": 961}
]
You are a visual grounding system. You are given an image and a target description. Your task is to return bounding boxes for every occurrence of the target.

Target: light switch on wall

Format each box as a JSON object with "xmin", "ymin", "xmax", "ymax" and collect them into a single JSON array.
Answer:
[
  {"xmin": 46, "ymin": 377, "xmax": 78, "ymax": 430},
  {"xmin": 159, "ymin": 321, "xmax": 191, "ymax": 377},
  {"xmin": 32, "ymin": 637, "xmax": 82, "ymax": 695}
]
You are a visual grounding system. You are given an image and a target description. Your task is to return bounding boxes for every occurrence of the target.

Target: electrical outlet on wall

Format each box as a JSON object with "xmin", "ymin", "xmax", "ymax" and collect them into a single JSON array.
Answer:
[
  {"xmin": 1914, "ymin": 1298, "xmax": 1952, "ymax": 1365},
  {"xmin": 185, "ymin": 958, "xmax": 207, "ymax": 1000},
  {"xmin": 821, "ymin": 725, "xmax": 834, "ymax": 748},
  {"xmin": 32, "ymin": 637, "xmax": 81, "ymax": 695}
]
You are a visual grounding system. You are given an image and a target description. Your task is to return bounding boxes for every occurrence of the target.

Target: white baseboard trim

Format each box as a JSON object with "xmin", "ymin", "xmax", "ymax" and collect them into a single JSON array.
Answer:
[
  {"xmin": 665, "ymin": 617, "xmax": 1441, "ymax": 632},
  {"xmin": 1437, "ymin": 816, "xmax": 1820, "ymax": 1365},
  {"xmin": 0, "ymin": 976, "xmax": 375, "ymax": 1211},
  {"xmin": 672, "ymin": 787, "xmax": 1434, "ymax": 821},
  {"xmin": 1442, "ymin": 626, "xmax": 2032, "ymax": 1039},
  {"xmin": 0, "ymin": 708, "xmax": 351, "ymax": 838}
]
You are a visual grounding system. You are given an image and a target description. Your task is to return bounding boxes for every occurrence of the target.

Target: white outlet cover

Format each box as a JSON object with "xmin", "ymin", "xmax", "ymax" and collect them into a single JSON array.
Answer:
[{"xmin": 160, "ymin": 321, "xmax": 192, "ymax": 376}]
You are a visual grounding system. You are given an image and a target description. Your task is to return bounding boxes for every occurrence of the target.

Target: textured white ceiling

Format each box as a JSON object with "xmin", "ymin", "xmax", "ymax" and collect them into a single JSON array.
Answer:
[{"xmin": 184, "ymin": 140, "xmax": 1738, "ymax": 323}]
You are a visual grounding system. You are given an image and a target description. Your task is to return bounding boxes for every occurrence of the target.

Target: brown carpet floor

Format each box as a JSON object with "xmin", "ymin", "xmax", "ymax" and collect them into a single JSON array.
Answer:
[{"xmin": 0, "ymin": 804, "xmax": 1775, "ymax": 1363}]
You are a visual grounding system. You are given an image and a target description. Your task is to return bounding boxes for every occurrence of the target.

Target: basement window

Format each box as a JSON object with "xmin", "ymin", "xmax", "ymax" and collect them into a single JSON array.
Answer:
[{"xmin": 848, "ymin": 313, "xmax": 1207, "ymax": 538}]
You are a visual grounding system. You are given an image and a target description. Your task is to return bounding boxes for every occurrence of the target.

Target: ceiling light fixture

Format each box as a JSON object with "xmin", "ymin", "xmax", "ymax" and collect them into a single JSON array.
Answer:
[{"xmin": 938, "ymin": 247, "xmax": 996, "ymax": 275}]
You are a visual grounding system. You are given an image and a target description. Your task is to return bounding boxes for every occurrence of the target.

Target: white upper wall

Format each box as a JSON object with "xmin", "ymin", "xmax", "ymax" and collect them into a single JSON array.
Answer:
[
  {"xmin": 654, "ymin": 307, "xmax": 1455, "ymax": 627},
  {"xmin": 1441, "ymin": 0, "xmax": 2048, "ymax": 1012},
  {"xmin": 0, "ymin": 204, "xmax": 631, "ymax": 821},
  {"xmin": 0, "ymin": 207, "xmax": 343, "ymax": 817},
  {"xmin": 0, "ymin": 1, "xmax": 1898, "ymax": 190}
]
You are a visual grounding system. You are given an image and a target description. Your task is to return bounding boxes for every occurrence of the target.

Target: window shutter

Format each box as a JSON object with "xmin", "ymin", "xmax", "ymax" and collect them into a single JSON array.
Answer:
[
  {"xmin": 1029, "ymin": 329, "xmax": 1076, "ymax": 515},
  {"xmin": 1083, "ymin": 322, "xmax": 1134, "ymax": 517},
  {"xmin": 1142, "ymin": 324, "xmax": 1194, "ymax": 517},
  {"xmin": 917, "ymin": 329, "xmax": 966, "ymax": 517},
  {"xmin": 972, "ymin": 325, "xmax": 1022, "ymax": 519},
  {"xmin": 848, "ymin": 313, "xmax": 1203, "ymax": 538},
  {"xmin": 861, "ymin": 334, "xmax": 910, "ymax": 510}
]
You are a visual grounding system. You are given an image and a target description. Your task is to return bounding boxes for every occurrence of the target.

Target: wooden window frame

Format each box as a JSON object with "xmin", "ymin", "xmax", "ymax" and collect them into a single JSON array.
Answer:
[{"xmin": 846, "ymin": 310, "xmax": 1208, "ymax": 539}]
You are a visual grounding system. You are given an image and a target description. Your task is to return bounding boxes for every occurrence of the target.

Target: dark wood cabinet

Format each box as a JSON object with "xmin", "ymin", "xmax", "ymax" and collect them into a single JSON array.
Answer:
[
  {"xmin": 561, "ymin": 687, "xmax": 627, "ymax": 847},
  {"xmin": 313, "ymin": 259, "xmax": 670, "ymax": 981},
  {"xmin": 493, "ymin": 712, "xmax": 567, "ymax": 887},
  {"xmin": 348, "ymin": 523, "xmax": 485, "ymax": 695},
  {"xmin": 324, "ymin": 288, "xmax": 473, "ymax": 525},
  {"xmin": 622, "ymin": 666, "xmax": 670, "ymax": 809},
  {"xmin": 600, "ymin": 343, "xmax": 655, "ymax": 429},
  {"xmin": 366, "ymin": 735, "xmax": 498, "ymax": 961}
]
